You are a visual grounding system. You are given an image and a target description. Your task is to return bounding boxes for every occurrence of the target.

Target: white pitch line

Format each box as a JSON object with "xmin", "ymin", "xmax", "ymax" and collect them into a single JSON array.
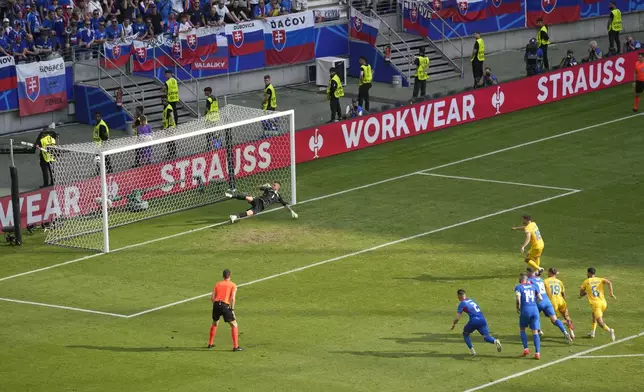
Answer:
[
  {"xmin": 575, "ymin": 354, "xmax": 644, "ymax": 359},
  {"xmin": 126, "ymin": 189, "xmax": 579, "ymax": 318},
  {"xmin": 0, "ymin": 297, "xmax": 128, "ymax": 318},
  {"xmin": 415, "ymin": 172, "xmax": 580, "ymax": 192},
  {"xmin": 1, "ymin": 113, "xmax": 638, "ymax": 283},
  {"xmin": 463, "ymin": 331, "xmax": 644, "ymax": 392}
]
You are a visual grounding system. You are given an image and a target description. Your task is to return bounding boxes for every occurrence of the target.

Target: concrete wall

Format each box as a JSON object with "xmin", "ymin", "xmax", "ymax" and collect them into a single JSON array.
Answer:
[
  {"xmin": 176, "ymin": 61, "xmax": 311, "ymax": 103},
  {"xmin": 0, "ymin": 108, "xmax": 75, "ymax": 136}
]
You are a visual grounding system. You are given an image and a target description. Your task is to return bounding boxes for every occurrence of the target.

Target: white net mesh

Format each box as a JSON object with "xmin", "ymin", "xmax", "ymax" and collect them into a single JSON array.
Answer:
[{"xmin": 46, "ymin": 105, "xmax": 295, "ymax": 252}]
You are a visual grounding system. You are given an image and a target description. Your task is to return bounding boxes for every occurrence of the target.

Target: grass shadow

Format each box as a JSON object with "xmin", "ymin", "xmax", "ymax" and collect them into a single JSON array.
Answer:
[
  {"xmin": 331, "ymin": 350, "xmax": 519, "ymax": 360},
  {"xmin": 395, "ymin": 274, "xmax": 517, "ymax": 282}
]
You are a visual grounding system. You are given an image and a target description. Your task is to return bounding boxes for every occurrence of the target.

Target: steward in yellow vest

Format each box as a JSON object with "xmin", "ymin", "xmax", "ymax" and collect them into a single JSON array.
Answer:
[
  {"xmin": 263, "ymin": 75, "xmax": 277, "ymax": 110},
  {"xmin": 162, "ymin": 97, "xmax": 177, "ymax": 160},
  {"xmin": 358, "ymin": 56, "xmax": 373, "ymax": 111},
  {"xmin": 164, "ymin": 69, "xmax": 179, "ymax": 127},
  {"xmin": 35, "ymin": 123, "xmax": 57, "ymax": 187},
  {"xmin": 413, "ymin": 48, "xmax": 429, "ymax": 99},
  {"xmin": 93, "ymin": 112, "xmax": 113, "ymax": 174},
  {"xmin": 326, "ymin": 67, "xmax": 344, "ymax": 122},
  {"xmin": 471, "ymin": 32, "xmax": 485, "ymax": 88},
  {"xmin": 536, "ymin": 18, "xmax": 550, "ymax": 70},
  {"xmin": 204, "ymin": 86, "xmax": 222, "ymax": 151},
  {"xmin": 608, "ymin": 2, "xmax": 622, "ymax": 53}
]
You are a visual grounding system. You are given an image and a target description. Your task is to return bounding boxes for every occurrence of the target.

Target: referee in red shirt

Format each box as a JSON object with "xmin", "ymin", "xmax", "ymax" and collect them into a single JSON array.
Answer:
[{"xmin": 208, "ymin": 269, "xmax": 243, "ymax": 351}]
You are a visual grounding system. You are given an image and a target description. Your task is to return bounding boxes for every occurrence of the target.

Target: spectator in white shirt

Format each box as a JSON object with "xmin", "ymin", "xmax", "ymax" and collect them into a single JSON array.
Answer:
[
  {"xmin": 87, "ymin": 0, "xmax": 103, "ymax": 17},
  {"xmin": 178, "ymin": 12, "xmax": 193, "ymax": 32}
]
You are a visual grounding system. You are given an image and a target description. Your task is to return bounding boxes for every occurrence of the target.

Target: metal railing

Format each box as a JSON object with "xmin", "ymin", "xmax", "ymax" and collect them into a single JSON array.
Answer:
[
  {"xmin": 412, "ymin": 1, "xmax": 465, "ymax": 78},
  {"xmin": 368, "ymin": 9, "xmax": 414, "ymax": 81},
  {"xmin": 72, "ymin": 47, "xmax": 146, "ymax": 119},
  {"xmin": 151, "ymin": 43, "xmax": 200, "ymax": 118}
]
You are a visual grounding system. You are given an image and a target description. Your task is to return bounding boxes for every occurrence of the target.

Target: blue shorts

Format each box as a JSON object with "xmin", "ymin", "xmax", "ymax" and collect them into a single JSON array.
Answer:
[
  {"xmin": 463, "ymin": 318, "xmax": 490, "ymax": 336},
  {"xmin": 519, "ymin": 311, "xmax": 541, "ymax": 330},
  {"xmin": 538, "ymin": 302, "xmax": 555, "ymax": 318}
]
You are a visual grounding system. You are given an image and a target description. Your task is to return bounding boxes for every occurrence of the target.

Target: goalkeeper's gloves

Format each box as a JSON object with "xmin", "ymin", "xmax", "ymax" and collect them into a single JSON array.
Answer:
[
  {"xmin": 261, "ymin": 183, "xmax": 271, "ymax": 188},
  {"xmin": 291, "ymin": 211, "xmax": 298, "ymax": 219}
]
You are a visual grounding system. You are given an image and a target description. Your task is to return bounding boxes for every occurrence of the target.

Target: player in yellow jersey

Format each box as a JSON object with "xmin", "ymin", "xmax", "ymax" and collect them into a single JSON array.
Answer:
[
  {"xmin": 580, "ymin": 267, "xmax": 616, "ymax": 340},
  {"xmin": 512, "ymin": 215, "xmax": 545, "ymax": 275},
  {"xmin": 543, "ymin": 268, "xmax": 575, "ymax": 339}
]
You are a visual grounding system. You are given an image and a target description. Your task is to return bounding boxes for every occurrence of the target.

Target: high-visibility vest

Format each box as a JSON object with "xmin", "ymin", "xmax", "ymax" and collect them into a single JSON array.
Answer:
[
  {"xmin": 163, "ymin": 104, "xmax": 176, "ymax": 129},
  {"xmin": 205, "ymin": 96, "xmax": 220, "ymax": 122},
  {"xmin": 40, "ymin": 134, "xmax": 56, "ymax": 162},
  {"xmin": 166, "ymin": 78, "xmax": 179, "ymax": 102},
  {"xmin": 472, "ymin": 38, "xmax": 485, "ymax": 62},
  {"xmin": 263, "ymin": 84, "xmax": 277, "ymax": 110},
  {"xmin": 327, "ymin": 74, "xmax": 344, "ymax": 99},
  {"xmin": 360, "ymin": 64, "xmax": 373, "ymax": 85},
  {"xmin": 93, "ymin": 119, "xmax": 109, "ymax": 145},
  {"xmin": 536, "ymin": 26, "xmax": 550, "ymax": 47},
  {"xmin": 609, "ymin": 9, "xmax": 622, "ymax": 32},
  {"xmin": 415, "ymin": 56, "xmax": 429, "ymax": 80}
]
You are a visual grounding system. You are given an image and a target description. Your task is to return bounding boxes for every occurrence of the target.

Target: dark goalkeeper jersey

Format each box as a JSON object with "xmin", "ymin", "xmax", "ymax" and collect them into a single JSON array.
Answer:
[{"xmin": 258, "ymin": 186, "xmax": 288, "ymax": 208}]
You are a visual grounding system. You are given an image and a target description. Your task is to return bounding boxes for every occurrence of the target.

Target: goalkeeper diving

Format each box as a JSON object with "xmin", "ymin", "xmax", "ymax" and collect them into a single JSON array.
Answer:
[{"xmin": 227, "ymin": 182, "xmax": 298, "ymax": 223}]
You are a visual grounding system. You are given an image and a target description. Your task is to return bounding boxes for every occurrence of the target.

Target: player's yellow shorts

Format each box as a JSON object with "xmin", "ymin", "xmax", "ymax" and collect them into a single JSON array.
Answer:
[
  {"xmin": 527, "ymin": 247, "xmax": 543, "ymax": 260},
  {"xmin": 552, "ymin": 300, "xmax": 568, "ymax": 316},
  {"xmin": 590, "ymin": 301, "xmax": 607, "ymax": 319}
]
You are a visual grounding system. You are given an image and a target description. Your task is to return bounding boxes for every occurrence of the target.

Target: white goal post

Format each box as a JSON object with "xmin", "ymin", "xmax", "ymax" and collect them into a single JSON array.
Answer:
[{"xmin": 46, "ymin": 105, "xmax": 296, "ymax": 253}]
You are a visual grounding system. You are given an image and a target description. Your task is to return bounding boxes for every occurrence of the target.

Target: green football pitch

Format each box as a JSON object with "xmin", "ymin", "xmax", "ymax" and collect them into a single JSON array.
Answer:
[{"xmin": 1, "ymin": 85, "xmax": 644, "ymax": 392}]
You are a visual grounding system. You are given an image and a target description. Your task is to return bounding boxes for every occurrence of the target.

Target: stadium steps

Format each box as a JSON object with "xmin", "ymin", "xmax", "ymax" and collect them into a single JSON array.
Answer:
[
  {"xmin": 376, "ymin": 35, "xmax": 461, "ymax": 82},
  {"xmin": 82, "ymin": 76, "xmax": 198, "ymax": 129}
]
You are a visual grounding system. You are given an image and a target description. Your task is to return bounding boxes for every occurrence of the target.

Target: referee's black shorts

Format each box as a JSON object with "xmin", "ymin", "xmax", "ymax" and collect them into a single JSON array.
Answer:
[
  {"xmin": 247, "ymin": 198, "xmax": 265, "ymax": 215},
  {"xmin": 212, "ymin": 301, "xmax": 235, "ymax": 323},
  {"xmin": 636, "ymin": 81, "xmax": 644, "ymax": 94}
]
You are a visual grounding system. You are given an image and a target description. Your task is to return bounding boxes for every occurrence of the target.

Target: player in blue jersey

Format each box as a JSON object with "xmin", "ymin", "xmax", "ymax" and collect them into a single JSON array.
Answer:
[
  {"xmin": 450, "ymin": 289, "xmax": 503, "ymax": 356},
  {"xmin": 527, "ymin": 268, "xmax": 573, "ymax": 344},
  {"xmin": 515, "ymin": 272, "xmax": 543, "ymax": 359}
]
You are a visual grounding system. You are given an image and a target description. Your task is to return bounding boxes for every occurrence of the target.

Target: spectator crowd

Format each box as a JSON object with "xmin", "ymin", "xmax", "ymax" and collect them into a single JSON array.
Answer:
[{"xmin": 0, "ymin": 0, "xmax": 307, "ymax": 63}]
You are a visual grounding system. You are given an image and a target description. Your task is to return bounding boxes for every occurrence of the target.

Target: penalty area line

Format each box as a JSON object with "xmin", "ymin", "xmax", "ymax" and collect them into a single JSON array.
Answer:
[
  {"xmin": 0, "ymin": 297, "xmax": 129, "ymax": 318},
  {"xmin": 415, "ymin": 173, "xmax": 581, "ymax": 192},
  {"xmin": 574, "ymin": 354, "xmax": 644, "ymax": 359},
  {"xmin": 1, "ymin": 112, "xmax": 638, "ymax": 283},
  {"xmin": 126, "ymin": 190, "xmax": 579, "ymax": 318},
  {"xmin": 463, "ymin": 332, "xmax": 644, "ymax": 392}
]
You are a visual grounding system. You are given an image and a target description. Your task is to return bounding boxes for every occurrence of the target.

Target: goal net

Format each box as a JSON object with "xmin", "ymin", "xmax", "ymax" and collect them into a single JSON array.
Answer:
[{"xmin": 46, "ymin": 105, "xmax": 296, "ymax": 253}]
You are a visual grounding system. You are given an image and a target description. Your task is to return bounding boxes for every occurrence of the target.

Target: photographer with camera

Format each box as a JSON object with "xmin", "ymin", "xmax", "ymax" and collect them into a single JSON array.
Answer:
[
  {"xmin": 582, "ymin": 41, "xmax": 603, "ymax": 63},
  {"xmin": 556, "ymin": 49, "xmax": 578, "ymax": 69},
  {"xmin": 476, "ymin": 67, "xmax": 498, "ymax": 88}
]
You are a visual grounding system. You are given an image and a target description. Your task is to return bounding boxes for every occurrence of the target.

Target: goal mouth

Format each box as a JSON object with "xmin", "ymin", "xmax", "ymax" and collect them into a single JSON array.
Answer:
[{"xmin": 46, "ymin": 105, "xmax": 296, "ymax": 253}]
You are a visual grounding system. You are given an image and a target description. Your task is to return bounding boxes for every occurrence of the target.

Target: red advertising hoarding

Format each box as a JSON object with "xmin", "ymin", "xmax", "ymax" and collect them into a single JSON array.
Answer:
[{"xmin": 295, "ymin": 52, "xmax": 637, "ymax": 163}]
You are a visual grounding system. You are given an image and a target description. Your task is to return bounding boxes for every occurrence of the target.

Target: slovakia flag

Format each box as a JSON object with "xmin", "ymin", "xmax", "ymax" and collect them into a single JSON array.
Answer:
[
  {"xmin": 179, "ymin": 27, "xmax": 220, "ymax": 66},
  {"xmin": 264, "ymin": 11, "xmax": 315, "ymax": 67},
  {"xmin": 0, "ymin": 56, "xmax": 17, "ymax": 92},
  {"xmin": 402, "ymin": 0, "xmax": 430, "ymax": 37},
  {"xmin": 192, "ymin": 35, "xmax": 230, "ymax": 77},
  {"xmin": 103, "ymin": 38, "xmax": 133, "ymax": 69},
  {"xmin": 452, "ymin": 0, "xmax": 488, "ymax": 22},
  {"xmin": 132, "ymin": 39, "xmax": 155, "ymax": 72},
  {"xmin": 431, "ymin": 0, "xmax": 456, "ymax": 20},
  {"xmin": 526, "ymin": 0, "xmax": 581, "ymax": 26},
  {"xmin": 487, "ymin": 0, "xmax": 522, "ymax": 16},
  {"xmin": 349, "ymin": 7, "xmax": 380, "ymax": 46},
  {"xmin": 226, "ymin": 21, "xmax": 264, "ymax": 56},
  {"xmin": 16, "ymin": 57, "xmax": 66, "ymax": 117}
]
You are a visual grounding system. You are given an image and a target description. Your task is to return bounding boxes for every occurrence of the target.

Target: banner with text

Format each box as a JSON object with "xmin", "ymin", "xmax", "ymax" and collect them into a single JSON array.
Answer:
[
  {"xmin": 16, "ymin": 57, "xmax": 66, "ymax": 117},
  {"xmin": 226, "ymin": 21, "xmax": 265, "ymax": 56},
  {"xmin": 295, "ymin": 52, "xmax": 638, "ymax": 163},
  {"xmin": 263, "ymin": 11, "xmax": 316, "ymax": 66}
]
